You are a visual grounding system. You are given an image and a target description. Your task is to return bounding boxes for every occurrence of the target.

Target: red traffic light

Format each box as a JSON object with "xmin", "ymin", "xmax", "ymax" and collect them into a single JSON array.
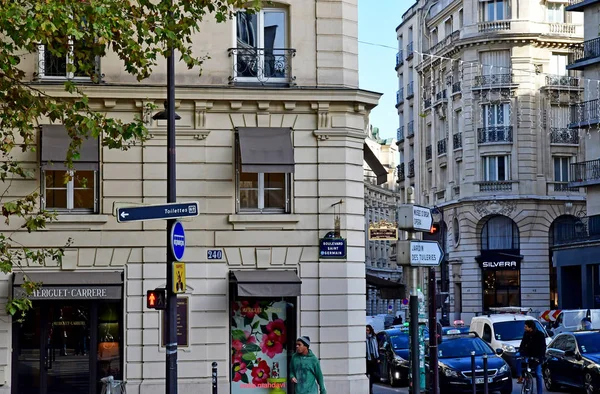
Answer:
[
  {"xmin": 430, "ymin": 223, "xmax": 441, "ymax": 234},
  {"xmin": 146, "ymin": 288, "xmax": 167, "ymax": 310}
]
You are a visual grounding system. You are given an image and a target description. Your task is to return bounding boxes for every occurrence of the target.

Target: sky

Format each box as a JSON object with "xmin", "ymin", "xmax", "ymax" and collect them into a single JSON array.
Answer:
[{"xmin": 358, "ymin": 0, "xmax": 411, "ymax": 140}]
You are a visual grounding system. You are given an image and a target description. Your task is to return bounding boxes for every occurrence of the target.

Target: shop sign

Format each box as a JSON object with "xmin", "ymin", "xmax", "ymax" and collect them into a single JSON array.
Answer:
[
  {"xmin": 476, "ymin": 252, "xmax": 522, "ymax": 271},
  {"xmin": 319, "ymin": 238, "xmax": 347, "ymax": 259},
  {"xmin": 161, "ymin": 297, "xmax": 189, "ymax": 348},
  {"xmin": 368, "ymin": 220, "xmax": 398, "ymax": 241},
  {"xmin": 12, "ymin": 285, "xmax": 121, "ymax": 300}
]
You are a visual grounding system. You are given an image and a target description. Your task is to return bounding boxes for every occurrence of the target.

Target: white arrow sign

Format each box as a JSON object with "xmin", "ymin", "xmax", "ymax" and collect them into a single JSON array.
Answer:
[
  {"xmin": 120, "ymin": 211, "xmax": 129, "ymax": 219},
  {"xmin": 409, "ymin": 240, "xmax": 443, "ymax": 267},
  {"xmin": 397, "ymin": 205, "xmax": 433, "ymax": 232}
]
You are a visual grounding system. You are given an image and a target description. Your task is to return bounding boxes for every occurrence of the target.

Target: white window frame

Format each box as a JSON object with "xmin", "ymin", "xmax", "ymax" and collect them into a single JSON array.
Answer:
[
  {"xmin": 233, "ymin": 8, "xmax": 288, "ymax": 84},
  {"xmin": 481, "ymin": 0, "xmax": 507, "ymax": 22},
  {"xmin": 37, "ymin": 40, "xmax": 95, "ymax": 81},
  {"xmin": 553, "ymin": 156, "xmax": 571, "ymax": 182},
  {"xmin": 41, "ymin": 169, "xmax": 99, "ymax": 213},
  {"xmin": 549, "ymin": 53, "xmax": 569, "ymax": 77},
  {"xmin": 483, "ymin": 103, "xmax": 510, "ymax": 127},
  {"xmin": 546, "ymin": 2, "xmax": 565, "ymax": 23},
  {"xmin": 482, "ymin": 155, "xmax": 510, "ymax": 181}
]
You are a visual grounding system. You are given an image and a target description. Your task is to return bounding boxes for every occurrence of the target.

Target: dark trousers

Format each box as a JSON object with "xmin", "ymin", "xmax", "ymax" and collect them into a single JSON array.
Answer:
[{"xmin": 366, "ymin": 359, "xmax": 379, "ymax": 393}]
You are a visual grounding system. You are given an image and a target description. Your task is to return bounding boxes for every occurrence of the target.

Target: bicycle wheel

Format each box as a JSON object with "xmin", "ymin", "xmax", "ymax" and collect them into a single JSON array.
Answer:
[{"xmin": 521, "ymin": 375, "xmax": 533, "ymax": 394}]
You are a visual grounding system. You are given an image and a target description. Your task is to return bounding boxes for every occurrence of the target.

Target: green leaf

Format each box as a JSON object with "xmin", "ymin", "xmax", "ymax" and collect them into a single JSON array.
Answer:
[
  {"xmin": 244, "ymin": 343, "xmax": 261, "ymax": 353},
  {"xmin": 241, "ymin": 373, "xmax": 249, "ymax": 384},
  {"xmin": 260, "ymin": 324, "xmax": 268, "ymax": 334},
  {"xmin": 258, "ymin": 311, "xmax": 269, "ymax": 320},
  {"xmin": 231, "ymin": 330, "xmax": 246, "ymax": 341},
  {"xmin": 251, "ymin": 321, "xmax": 259, "ymax": 330},
  {"xmin": 242, "ymin": 352, "xmax": 256, "ymax": 361},
  {"xmin": 243, "ymin": 316, "xmax": 254, "ymax": 327},
  {"xmin": 272, "ymin": 313, "xmax": 279, "ymax": 321}
]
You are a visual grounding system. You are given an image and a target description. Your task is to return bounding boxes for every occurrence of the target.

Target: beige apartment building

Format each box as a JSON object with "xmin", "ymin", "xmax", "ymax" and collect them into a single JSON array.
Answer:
[
  {"xmin": 397, "ymin": 0, "xmax": 586, "ymax": 322},
  {"xmin": 0, "ymin": 1, "xmax": 380, "ymax": 394}
]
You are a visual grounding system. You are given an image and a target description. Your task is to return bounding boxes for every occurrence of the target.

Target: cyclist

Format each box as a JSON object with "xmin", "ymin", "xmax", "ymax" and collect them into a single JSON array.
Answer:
[{"xmin": 516, "ymin": 320, "xmax": 546, "ymax": 394}]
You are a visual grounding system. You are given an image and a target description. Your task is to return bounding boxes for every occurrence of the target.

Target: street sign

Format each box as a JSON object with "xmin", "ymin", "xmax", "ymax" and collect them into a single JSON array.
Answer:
[
  {"xmin": 147, "ymin": 288, "xmax": 167, "ymax": 310},
  {"xmin": 319, "ymin": 238, "xmax": 347, "ymax": 259},
  {"xmin": 397, "ymin": 240, "xmax": 444, "ymax": 267},
  {"xmin": 170, "ymin": 221, "xmax": 186, "ymax": 261},
  {"xmin": 116, "ymin": 201, "xmax": 199, "ymax": 223},
  {"xmin": 368, "ymin": 220, "xmax": 398, "ymax": 241},
  {"xmin": 397, "ymin": 204, "xmax": 433, "ymax": 232},
  {"xmin": 173, "ymin": 262, "xmax": 186, "ymax": 294}
]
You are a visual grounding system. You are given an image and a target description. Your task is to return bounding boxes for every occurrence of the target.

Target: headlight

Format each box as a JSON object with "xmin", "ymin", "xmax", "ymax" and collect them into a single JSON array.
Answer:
[
  {"xmin": 443, "ymin": 367, "xmax": 460, "ymax": 378},
  {"xmin": 502, "ymin": 344, "xmax": 516, "ymax": 353},
  {"xmin": 499, "ymin": 364, "xmax": 509, "ymax": 374}
]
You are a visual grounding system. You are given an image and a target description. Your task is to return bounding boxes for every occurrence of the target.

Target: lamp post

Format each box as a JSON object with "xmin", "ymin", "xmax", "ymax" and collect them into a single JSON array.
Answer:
[{"xmin": 431, "ymin": 206, "xmax": 449, "ymax": 326}]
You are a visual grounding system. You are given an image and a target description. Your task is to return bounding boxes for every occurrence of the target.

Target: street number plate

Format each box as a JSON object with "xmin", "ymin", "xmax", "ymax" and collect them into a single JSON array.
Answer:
[{"xmin": 207, "ymin": 250, "xmax": 223, "ymax": 260}]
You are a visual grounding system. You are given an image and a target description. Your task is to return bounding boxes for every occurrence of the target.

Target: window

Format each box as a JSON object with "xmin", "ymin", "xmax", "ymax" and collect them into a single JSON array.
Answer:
[
  {"xmin": 481, "ymin": 215, "xmax": 519, "ymax": 250},
  {"xmin": 234, "ymin": 9, "xmax": 289, "ymax": 81},
  {"xmin": 483, "ymin": 324, "xmax": 492, "ymax": 342},
  {"xmin": 547, "ymin": 3, "xmax": 565, "ymax": 23},
  {"xmin": 483, "ymin": 103, "xmax": 510, "ymax": 127},
  {"xmin": 550, "ymin": 53, "xmax": 568, "ymax": 76},
  {"xmin": 483, "ymin": 271, "xmax": 520, "ymax": 309},
  {"xmin": 38, "ymin": 37, "xmax": 97, "ymax": 79},
  {"xmin": 483, "ymin": 156, "xmax": 509, "ymax": 181},
  {"xmin": 458, "ymin": 9, "xmax": 464, "ymax": 28},
  {"xmin": 480, "ymin": 50, "xmax": 510, "ymax": 75},
  {"xmin": 554, "ymin": 157, "xmax": 570, "ymax": 183},
  {"xmin": 444, "ymin": 18, "xmax": 453, "ymax": 37},
  {"xmin": 431, "ymin": 28, "xmax": 438, "ymax": 46},
  {"xmin": 481, "ymin": 0, "xmax": 506, "ymax": 21}
]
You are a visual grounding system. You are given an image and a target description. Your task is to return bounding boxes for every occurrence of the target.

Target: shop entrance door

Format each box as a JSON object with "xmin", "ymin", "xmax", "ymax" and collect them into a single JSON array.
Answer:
[{"xmin": 14, "ymin": 302, "xmax": 91, "ymax": 394}]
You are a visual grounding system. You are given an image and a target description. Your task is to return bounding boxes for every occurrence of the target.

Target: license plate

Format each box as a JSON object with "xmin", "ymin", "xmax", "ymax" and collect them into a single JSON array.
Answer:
[{"xmin": 474, "ymin": 378, "xmax": 493, "ymax": 384}]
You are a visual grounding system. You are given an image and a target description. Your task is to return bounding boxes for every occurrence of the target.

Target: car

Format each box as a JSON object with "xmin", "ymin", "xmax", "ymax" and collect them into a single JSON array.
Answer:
[
  {"xmin": 542, "ymin": 330, "xmax": 600, "ymax": 393},
  {"xmin": 426, "ymin": 332, "xmax": 513, "ymax": 394},
  {"xmin": 376, "ymin": 328, "xmax": 410, "ymax": 387},
  {"xmin": 470, "ymin": 313, "xmax": 551, "ymax": 374}
]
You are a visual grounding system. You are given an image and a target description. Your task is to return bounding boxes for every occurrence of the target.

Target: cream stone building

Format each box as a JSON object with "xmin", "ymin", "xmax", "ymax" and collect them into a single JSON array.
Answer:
[
  {"xmin": 0, "ymin": 1, "xmax": 380, "ymax": 394},
  {"xmin": 397, "ymin": 0, "xmax": 587, "ymax": 322}
]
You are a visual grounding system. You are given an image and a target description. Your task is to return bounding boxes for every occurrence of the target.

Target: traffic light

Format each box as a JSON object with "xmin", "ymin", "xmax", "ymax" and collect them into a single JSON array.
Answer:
[
  {"xmin": 430, "ymin": 223, "xmax": 441, "ymax": 235},
  {"xmin": 146, "ymin": 288, "xmax": 167, "ymax": 310}
]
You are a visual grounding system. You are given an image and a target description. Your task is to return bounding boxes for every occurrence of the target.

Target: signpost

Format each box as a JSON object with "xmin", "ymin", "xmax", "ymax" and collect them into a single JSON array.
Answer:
[
  {"xmin": 170, "ymin": 221, "xmax": 186, "ymax": 261},
  {"xmin": 397, "ymin": 205, "xmax": 433, "ymax": 232},
  {"xmin": 397, "ymin": 240, "xmax": 444, "ymax": 267},
  {"xmin": 116, "ymin": 201, "xmax": 199, "ymax": 223}
]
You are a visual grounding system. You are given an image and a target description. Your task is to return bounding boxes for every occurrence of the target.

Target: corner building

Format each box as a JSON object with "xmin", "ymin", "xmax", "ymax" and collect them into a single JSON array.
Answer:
[
  {"xmin": 0, "ymin": 1, "xmax": 378, "ymax": 393},
  {"xmin": 397, "ymin": 0, "xmax": 586, "ymax": 322}
]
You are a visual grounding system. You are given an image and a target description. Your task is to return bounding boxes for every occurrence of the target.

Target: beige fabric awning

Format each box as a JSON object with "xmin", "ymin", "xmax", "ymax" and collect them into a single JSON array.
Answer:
[
  {"xmin": 237, "ymin": 127, "xmax": 295, "ymax": 173},
  {"xmin": 40, "ymin": 124, "xmax": 99, "ymax": 170},
  {"xmin": 364, "ymin": 143, "xmax": 388, "ymax": 185}
]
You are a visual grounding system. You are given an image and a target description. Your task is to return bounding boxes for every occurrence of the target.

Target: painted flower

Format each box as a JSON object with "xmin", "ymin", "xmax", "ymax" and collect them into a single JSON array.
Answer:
[
  {"xmin": 231, "ymin": 301, "xmax": 240, "ymax": 316},
  {"xmin": 232, "ymin": 354, "xmax": 248, "ymax": 382},
  {"xmin": 260, "ymin": 332, "xmax": 284, "ymax": 358},
  {"xmin": 232, "ymin": 331, "xmax": 256, "ymax": 356},
  {"xmin": 251, "ymin": 359, "xmax": 271, "ymax": 385},
  {"xmin": 239, "ymin": 301, "xmax": 261, "ymax": 319},
  {"xmin": 266, "ymin": 319, "xmax": 287, "ymax": 343}
]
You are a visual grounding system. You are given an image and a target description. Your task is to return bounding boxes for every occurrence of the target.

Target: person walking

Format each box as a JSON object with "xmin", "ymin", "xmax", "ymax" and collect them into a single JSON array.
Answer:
[
  {"xmin": 290, "ymin": 336, "xmax": 327, "ymax": 394},
  {"xmin": 366, "ymin": 325, "xmax": 380, "ymax": 393},
  {"xmin": 517, "ymin": 320, "xmax": 546, "ymax": 394}
]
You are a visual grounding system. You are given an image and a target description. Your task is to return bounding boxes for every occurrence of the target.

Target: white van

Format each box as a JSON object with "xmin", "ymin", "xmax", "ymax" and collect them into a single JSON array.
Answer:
[{"xmin": 546, "ymin": 309, "xmax": 600, "ymax": 334}]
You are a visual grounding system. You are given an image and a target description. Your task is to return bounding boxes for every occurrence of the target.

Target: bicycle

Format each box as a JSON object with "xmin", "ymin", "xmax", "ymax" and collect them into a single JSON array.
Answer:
[{"xmin": 518, "ymin": 357, "xmax": 540, "ymax": 394}]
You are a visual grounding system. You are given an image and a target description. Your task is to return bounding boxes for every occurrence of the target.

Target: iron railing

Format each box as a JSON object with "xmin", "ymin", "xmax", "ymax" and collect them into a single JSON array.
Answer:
[
  {"xmin": 406, "ymin": 42, "xmax": 414, "ymax": 60},
  {"xmin": 397, "ymin": 163, "xmax": 405, "ymax": 182},
  {"xmin": 396, "ymin": 50, "xmax": 404, "ymax": 69},
  {"xmin": 569, "ymin": 37, "xmax": 600, "ymax": 66},
  {"xmin": 397, "ymin": 126, "xmax": 405, "ymax": 143},
  {"xmin": 569, "ymin": 99, "xmax": 600, "ymax": 126},
  {"xmin": 552, "ymin": 215, "xmax": 600, "ymax": 246},
  {"xmin": 425, "ymin": 145, "xmax": 432, "ymax": 161},
  {"xmin": 228, "ymin": 48, "xmax": 296, "ymax": 84},
  {"xmin": 407, "ymin": 81, "xmax": 414, "ymax": 98},
  {"xmin": 474, "ymin": 74, "xmax": 513, "ymax": 87},
  {"xmin": 396, "ymin": 88, "xmax": 404, "ymax": 106},
  {"xmin": 437, "ymin": 139, "xmax": 447, "ymax": 155},
  {"xmin": 452, "ymin": 81, "xmax": 461, "ymax": 94},
  {"xmin": 545, "ymin": 75, "xmax": 580, "ymax": 87},
  {"xmin": 36, "ymin": 44, "xmax": 99, "ymax": 79},
  {"xmin": 479, "ymin": 181, "xmax": 512, "ymax": 192},
  {"xmin": 552, "ymin": 182, "xmax": 580, "ymax": 192},
  {"xmin": 407, "ymin": 121, "xmax": 415, "ymax": 137},
  {"xmin": 453, "ymin": 133, "xmax": 462, "ymax": 149},
  {"xmin": 570, "ymin": 159, "xmax": 600, "ymax": 186},
  {"xmin": 435, "ymin": 89, "xmax": 447, "ymax": 101},
  {"xmin": 478, "ymin": 126, "xmax": 513, "ymax": 143},
  {"xmin": 424, "ymin": 98, "xmax": 432, "ymax": 109},
  {"xmin": 550, "ymin": 128, "xmax": 579, "ymax": 144},
  {"xmin": 408, "ymin": 160, "xmax": 415, "ymax": 178}
]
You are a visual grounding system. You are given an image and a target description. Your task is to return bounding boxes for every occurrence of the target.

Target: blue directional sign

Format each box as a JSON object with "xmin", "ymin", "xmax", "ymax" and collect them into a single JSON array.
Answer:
[
  {"xmin": 116, "ymin": 201, "xmax": 199, "ymax": 223},
  {"xmin": 171, "ymin": 221, "xmax": 185, "ymax": 261}
]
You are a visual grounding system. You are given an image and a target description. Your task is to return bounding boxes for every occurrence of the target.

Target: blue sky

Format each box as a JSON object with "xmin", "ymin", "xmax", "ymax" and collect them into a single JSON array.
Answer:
[{"xmin": 358, "ymin": 0, "xmax": 411, "ymax": 140}]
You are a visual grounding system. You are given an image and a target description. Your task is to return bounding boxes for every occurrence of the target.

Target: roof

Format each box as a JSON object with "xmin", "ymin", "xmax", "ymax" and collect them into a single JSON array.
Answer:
[{"xmin": 472, "ymin": 313, "xmax": 535, "ymax": 323}]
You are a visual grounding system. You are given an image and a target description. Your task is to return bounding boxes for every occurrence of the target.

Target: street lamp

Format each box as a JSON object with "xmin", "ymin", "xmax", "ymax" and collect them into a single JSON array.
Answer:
[{"xmin": 152, "ymin": 101, "xmax": 181, "ymax": 121}]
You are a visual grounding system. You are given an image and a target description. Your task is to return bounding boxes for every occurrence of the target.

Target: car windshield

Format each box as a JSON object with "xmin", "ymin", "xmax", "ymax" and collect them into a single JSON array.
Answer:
[
  {"xmin": 493, "ymin": 321, "xmax": 546, "ymax": 341},
  {"xmin": 438, "ymin": 337, "xmax": 495, "ymax": 359},
  {"xmin": 577, "ymin": 332, "xmax": 600, "ymax": 354},
  {"xmin": 390, "ymin": 334, "xmax": 410, "ymax": 350}
]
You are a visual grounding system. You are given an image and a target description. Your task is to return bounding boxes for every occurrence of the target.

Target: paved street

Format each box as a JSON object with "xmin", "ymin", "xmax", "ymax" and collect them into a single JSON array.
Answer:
[{"xmin": 372, "ymin": 378, "xmax": 571, "ymax": 393}]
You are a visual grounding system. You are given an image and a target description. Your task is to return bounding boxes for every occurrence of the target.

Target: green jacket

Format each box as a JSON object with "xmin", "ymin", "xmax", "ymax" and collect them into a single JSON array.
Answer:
[{"xmin": 290, "ymin": 350, "xmax": 327, "ymax": 394}]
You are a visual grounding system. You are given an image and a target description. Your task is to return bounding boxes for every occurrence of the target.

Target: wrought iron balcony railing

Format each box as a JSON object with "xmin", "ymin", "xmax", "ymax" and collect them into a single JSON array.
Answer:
[
  {"xmin": 569, "ymin": 37, "xmax": 600, "ymax": 67},
  {"xmin": 406, "ymin": 42, "xmax": 414, "ymax": 60},
  {"xmin": 407, "ymin": 121, "xmax": 415, "ymax": 137},
  {"xmin": 474, "ymin": 73, "xmax": 513, "ymax": 87},
  {"xmin": 570, "ymin": 159, "xmax": 600, "ymax": 187},
  {"xmin": 408, "ymin": 160, "xmax": 415, "ymax": 178},
  {"xmin": 566, "ymin": 0, "xmax": 600, "ymax": 11},
  {"xmin": 569, "ymin": 99, "xmax": 600, "ymax": 127},
  {"xmin": 550, "ymin": 128, "xmax": 579, "ymax": 144},
  {"xmin": 425, "ymin": 145, "xmax": 432, "ymax": 161},
  {"xmin": 396, "ymin": 50, "xmax": 404, "ymax": 69},
  {"xmin": 545, "ymin": 75, "xmax": 580, "ymax": 88},
  {"xmin": 397, "ymin": 126, "xmax": 405, "ymax": 143},
  {"xmin": 396, "ymin": 88, "xmax": 404, "ymax": 107},
  {"xmin": 35, "ymin": 44, "xmax": 99, "ymax": 80},
  {"xmin": 453, "ymin": 132, "xmax": 462, "ymax": 149},
  {"xmin": 424, "ymin": 98, "xmax": 432, "ymax": 109},
  {"xmin": 435, "ymin": 89, "xmax": 447, "ymax": 101},
  {"xmin": 397, "ymin": 163, "xmax": 405, "ymax": 182},
  {"xmin": 479, "ymin": 181, "xmax": 513, "ymax": 192},
  {"xmin": 477, "ymin": 126, "xmax": 513, "ymax": 143},
  {"xmin": 452, "ymin": 81, "xmax": 461, "ymax": 94},
  {"xmin": 551, "ymin": 182, "xmax": 580, "ymax": 192},
  {"xmin": 437, "ymin": 138, "xmax": 447, "ymax": 155},
  {"xmin": 552, "ymin": 214, "xmax": 600, "ymax": 246},
  {"xmin": 407, "ymin": 81, "xmax": 415, "ymax": 98},
  {"xmin": 228, "ymin": 47, "xmax": 296, "ymax": 84}
]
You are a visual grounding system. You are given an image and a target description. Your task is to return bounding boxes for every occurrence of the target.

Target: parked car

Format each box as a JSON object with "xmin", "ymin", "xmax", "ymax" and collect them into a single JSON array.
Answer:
[
  {"xmin": 426, "ymin": 332, "xmax": 512, "ymax": 394},
  {"xmin": 470, "ymin": 313, "xmax": 551, "ymax": 374},
  {"xmin": 542, "ymin": 330, "xmax": 600, "ymax": 393},
  {"xmin": 544, "ymin": 309, "xmax": 600, "ymax": 335},
  {"xmin": 376, "ymin": 328, "xmax": 410, "ymax": 387}
]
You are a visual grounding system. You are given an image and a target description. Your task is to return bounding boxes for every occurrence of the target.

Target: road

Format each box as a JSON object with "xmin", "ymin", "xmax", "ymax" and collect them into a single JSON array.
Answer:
[{"xmin": 372, "ymin": 378, "xmax": 571, "ymax": 393}]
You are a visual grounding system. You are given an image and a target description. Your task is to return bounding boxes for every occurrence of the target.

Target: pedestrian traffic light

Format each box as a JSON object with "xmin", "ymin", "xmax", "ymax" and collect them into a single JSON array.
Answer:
[
  {"xmin": 146, "ymin": 288, "xmax": 167, "ymax": 310},
  {"xmin": 430, "ymin": 223, "xmax": 441, "ymax": 235}
]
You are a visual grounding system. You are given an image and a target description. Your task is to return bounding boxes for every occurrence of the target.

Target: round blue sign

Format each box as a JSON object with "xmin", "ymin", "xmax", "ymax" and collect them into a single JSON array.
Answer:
[{"xmin": 170, "ymin": 221, "xmax": 185, "ymax": 261}]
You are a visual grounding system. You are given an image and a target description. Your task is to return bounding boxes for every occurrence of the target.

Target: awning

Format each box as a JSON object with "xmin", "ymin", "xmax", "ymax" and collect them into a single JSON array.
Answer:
[
  {"xmin": 364, "ymin": 143, "xmax": 387, "ymax": 185},
  {"xmin": 12, "ymin": 271, "xmax": 123, "ymax": 300},
  {"xmin": 236, "ymin": 127, "xmax": 295, "ymax": 173},
  {"xmin": 40, "ymin": 125, "xmax": 99, "ymax": 170},
  {"xmin": 366, "ymin": 274, "xmax": 406, "ymax": 299},
  {"xmin": 230, "ymin": 270, "xmax": 301, "ymax": 297}
]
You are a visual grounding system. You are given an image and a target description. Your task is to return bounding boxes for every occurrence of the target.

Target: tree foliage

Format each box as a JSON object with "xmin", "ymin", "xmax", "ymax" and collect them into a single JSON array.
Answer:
[{"xmin": 0, "ymin": 0, "xmax": 259, "ymax": 318}]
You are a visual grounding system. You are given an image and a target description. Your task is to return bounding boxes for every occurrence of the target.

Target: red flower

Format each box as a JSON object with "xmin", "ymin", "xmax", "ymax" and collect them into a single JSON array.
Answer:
[
  {"xmin": 266, "ymin": 319, "xmax": 287, "ymax": 343},
  {"xmin": 239, "ymin": 301, "xmax": 261, "ymax": 319},
  {"xmin": 232, "ymin": 331, "xmax": 256, "ymax": 356},
  {"xmin": 260, "ymin": 332, "xmax": 284, "ymax": 358},
  {"xmin": 251, "ymin": 359, "xmax": 271, "ymax": 385},
  {"xmin": 232, "ymin": 354, "xmax": 247, "ymax": 382},
  {"xmin": 231, "ymin": 301, "xmax": 240, "ymax": 316}
]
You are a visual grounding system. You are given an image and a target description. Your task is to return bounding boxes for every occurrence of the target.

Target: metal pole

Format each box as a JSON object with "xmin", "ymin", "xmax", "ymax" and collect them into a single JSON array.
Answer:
[
  {"xmin": 428, "ymin": 267, "xmax": 439, "ymax": 394},
  {"xmin": 483, "ymin": 354, "xmax": 488, "ymax": 394},
  {"xmin": 439, "ymin": 209, "xmax": 449, "ymax": 327},
  {"xmin": 165, "ymin": 0, "xmax": 178, "ymax": 392},
  {"xmin": 212, "ymin": 362, "xmax": 218, "ymax": 394},
  {"xmin": 406, "ymin": 187, "xmax": 419, "ymax": 394},
  {"xmin": 471, "ymin": 351, "xmax": 476, "ymax": 394}
]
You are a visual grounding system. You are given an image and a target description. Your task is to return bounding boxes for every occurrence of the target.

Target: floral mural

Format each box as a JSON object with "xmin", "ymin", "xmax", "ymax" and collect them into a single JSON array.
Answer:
[{"xmin": 231, "ymin": 300, "xmax": 288, "ymax": 393}]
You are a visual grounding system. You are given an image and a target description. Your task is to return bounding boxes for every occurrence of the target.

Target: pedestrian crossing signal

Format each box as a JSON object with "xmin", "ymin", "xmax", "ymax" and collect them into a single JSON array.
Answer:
[{"xmin": 147, "ymin": 288, "xmax": 167, "ymax": 310}]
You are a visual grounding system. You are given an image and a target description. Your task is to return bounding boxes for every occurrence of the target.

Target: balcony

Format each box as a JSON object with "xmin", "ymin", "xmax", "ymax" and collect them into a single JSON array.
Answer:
[
  {"xmin": 570, "ymin": 159, "xmax": 600, "ymax": 187},
  {"xmin": 395, "ymin": 50, "xmax": 404, "ymax": 70},
  {"xmin": 424, "ymin": 30, "xmax": 461, "ymax": 57},
  {"xmin": 406, "ymin": 81, "xmax": 415, "ymax": 99},
  {"xmin": 397, "ymin": 126, "xmax": 405, "ymax": 144},
  {"xmin": 473, "ymin": 73, "xmax": 513, "ymax": 88},
  {"xmin": 453, "ymin": 133, "xmax": 462, "ymax": 149},
  {"xmin": 406, "ymin": 42, "xmax": 414, "ymax": 60},
  {"xmin": 477, "ymin": 126, "xmax": 513, "ymax": 144},
  {"xmin": 452, "ymin": 81, "xmax": 461, "ymax": 94},
  {"xmin": 397, "ymin": 163, "xmax": 405, "ymax": 182},
  {"xmin": 568, "ymin": 37, "xmax": 600, "ymax": 70},
  {"xmin": 408, "ymin": 160, "xmax": 415, "ymax": 178},
  {"xmin": 478, "ymin": 20, "xmax": 511, "ymax": 33},
  {"xmin": 548, "ymin": 182, "xmax": 580, "ymax": 193},
  {"xmin": 425, "ymin": 145, "xmax": 432, "ymax": 161},
  {"xmin": 407, "ymin": 121, "xmax": 415, "ymax": 138},
  {"xmin": 552, "ymin": 215, "xmax": 600, "ymax": 247},
  {"xmin": 435, "ymin": 89, "xmax": 447, "ymax": 102},
  {"xmin": 566, "ymin": 0, "xmax": 600, "ymax": 12},
  {"xmin": 437, "ymin": 139, "xmax": 447, "ymax": 156},
  {"xmin": 550, "ymin": 128, "xmax": 579, "ymax": 145},
  {"xmin": 396, "ymin": 88, "xmax": 404, "ymax": 108},
  {"xmin": 228, "ymin": 47, "xmax": 296, "ymax": 85},
  {"xmin": 479, "ymin": 181, "xmax": 513, "ymax": 192},
  {"xmin": 569, "ymin": 99, "xmax": 600, "ymax": 128},
  {"xmin": 545, "ymin": 75, "xmax": 581, "ymax": 89},
  {"xmin": 424, "ymin": 97, "xmax": 432, "ymax": 109}
]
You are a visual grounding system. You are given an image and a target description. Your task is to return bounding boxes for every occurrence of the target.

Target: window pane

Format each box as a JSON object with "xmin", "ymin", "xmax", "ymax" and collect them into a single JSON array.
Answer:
[
  {"xmin": 490, "ymin": 158, "xmax": 498, "ymax": 180},
  {"xmin": 562, "ymin": 159, "xmax": 569, "ymax": 181},
  {"xmin": 487, "ymin": 2, "xmax": 494, "ymax": 20},
  {"xmin": 498, "ymin": 156, "xmax": 506, "ymax": 180},
  {"xmin": 74, "ymin": 171, "xmax": 94, "ymax": 188},
  {"xmin": 46, "ymin": 189, "xmax": 68, "ymax": 209},
  {"xmin": 239, "ymin": 172, "xmax": 258, "ymax": 189},
  {"xmin": 554, "ymin": 158, "xmax": 561, "ymax": 181},
  {"xmin": 74, "ymin": 189, "xmax": 94, "ymax": 209},
  {"xmin": 239, "ymin": 190, "xmax": 259, "ymax": 209},
  {"xmin": 44, "ymin": 46, "xmax": 67, "ymax": 77},
  {"xmin": 265, "ymin": 173, "xmax": 285, "ymax": 189},
  {"xmin": 496, "ymin": 1, "xmax": 504, "ymax": 20},
  {"xmin": 45, "ymin": 170, "xmax": 69, "ymax": 188},
  {"xmin": 264, "ymin": 189, "xmax": 285, "ymax": 210},
  {"xmin": 264, "ymin": 11, "xmax": 286, "ymax": 49},
  {"xmin": 236, "ymin": 13, "xmax": 257, "ymax": 47}
]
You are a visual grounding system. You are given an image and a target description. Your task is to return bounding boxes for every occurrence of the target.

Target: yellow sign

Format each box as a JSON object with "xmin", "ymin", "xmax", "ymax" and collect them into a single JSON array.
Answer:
[
  {"xmin": 368, "ymin": 220, "xmax": 399, "ymax": 241},
  {"xmin": 173, "ymin": 262, "xmax": 186, "ymax": 294}
]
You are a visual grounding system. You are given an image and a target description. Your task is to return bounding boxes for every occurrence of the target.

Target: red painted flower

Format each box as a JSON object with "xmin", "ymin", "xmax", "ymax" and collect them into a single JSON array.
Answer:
[
  {"xmin": 231, "ymin": 301, "xmax": 240, "ymax": 316},
  {"xmin": 266, "ymin": 319, "xmax": 286, "ymax": 343},
  {"xmin": 251, "ymin": 359, "xmax": 271, "ymax": 385},
  {"xmin": 232, "ymin": 354, "xmax": 248, "ymax": 382},
  {"xmin": 232, "ymin": 331, "xmax": 256, "ymax": 355},
  {"xmin": 260, "ymin": 332, "xmax": 284, "ymax": 358},
  {"xmin": 239, "ymin": 301, "xmax": 261, "ymax": 319}
]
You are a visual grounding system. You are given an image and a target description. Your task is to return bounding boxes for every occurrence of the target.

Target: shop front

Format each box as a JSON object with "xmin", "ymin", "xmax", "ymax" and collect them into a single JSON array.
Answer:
[
  {"xmin": 476, "ymin": 251, "xmax": 522, "ymax": 310},
  {"xmin": 229, "ymin": 270, "xmax": 301, "ymax": 394},
  {"xmin": 11, "ymin": 272, "xmax": 123, "ymax": 394}
]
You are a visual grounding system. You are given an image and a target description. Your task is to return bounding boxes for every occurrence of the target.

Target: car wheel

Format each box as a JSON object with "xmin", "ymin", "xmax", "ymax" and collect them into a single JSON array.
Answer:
[
  {"xmin": 388, "ymin": 366, "xmax": 398, "ymax": 387},
  {"xmin": 544, "ymin": 367, "xmax": 559, "ymax": 391},
  {"xmin": 584, "ymin": 372, "xmax": 595, "ymax": 394}
]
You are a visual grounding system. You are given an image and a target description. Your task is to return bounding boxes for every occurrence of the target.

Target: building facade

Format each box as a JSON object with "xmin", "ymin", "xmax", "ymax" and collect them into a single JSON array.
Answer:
[
  {"xmin": 0, "ymin": 2, "xmax": 380, "ymax": 394},
  {"xmin": 397, "ymin": 0, "xmax": 586, "ymax": 322}
]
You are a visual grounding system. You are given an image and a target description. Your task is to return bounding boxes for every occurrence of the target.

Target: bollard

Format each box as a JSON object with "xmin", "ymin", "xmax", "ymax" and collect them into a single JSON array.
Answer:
[
  {"xmin": 471, "ymin": 351, "xmax": 476, "ymax": 394},
  {"xmin": 212, "ymin": 362, "xmax": 218, "ymax": 394},
  {"xmin": 482, "ymin": 354, "xmax": 488, "ymax": 394}
]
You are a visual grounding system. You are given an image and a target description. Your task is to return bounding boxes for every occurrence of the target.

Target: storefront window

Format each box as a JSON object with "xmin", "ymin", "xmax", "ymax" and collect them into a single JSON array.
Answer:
[
  {"xmin": 230, "ymin": 298, "xmax": 296, "ymax": 393},
  {"xmin": 483, "ymin": 270, "xmax": 520, "ymax": 309},
  {"xmin": 97, "ymin": 302, "xmax": 122, "ymax": 390}
]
